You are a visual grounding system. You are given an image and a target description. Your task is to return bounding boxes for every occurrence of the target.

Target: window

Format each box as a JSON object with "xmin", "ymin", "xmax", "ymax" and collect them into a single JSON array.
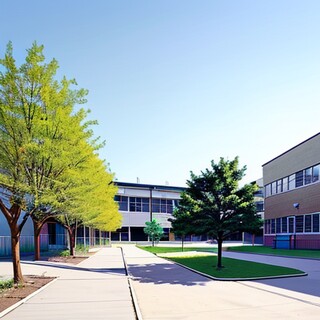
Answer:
[
  {"xmin": 265, "ymin": 184, "xmax": 271, "ymax": 197},
  {"xmin": 129, "ymin": 197, "xmax": 149, "ymax": 212},
  {"xmin": 295, "ymin": 171, "xmax": 304, "ymax": 188},
  {"xmin": 256, "ymin": 201, "xmax": 264, "ymax": 212},
  {"xmin": 282, "ymin": 177, "xmax": 288, "ymax": 192},
  {"xmin": 152, "ymin": 199, "xmax": 175, "ymax": 214},
  {"xmin": 265, "ymin": 220, "xmax": 270, "ymax": 234},
  {"xmin": 281, "ymin": 217, "xmax": 287, "ymax": 233},
  {"xmin": 115, "ymin": 196, "xmax": 128, "ymax": 211},
  {"xmin": 271, "ymin": 219, "xmax": 276, "ymax": 234},
  {"xmin": 295, "ymin": 215, "xmax": 304, "ymax": 233},
  {"xmin": 276, "ymin": 180, "xmax": 283, "ymax": 193},
  {"xmin": 305, "ymin": 215, "xmax": 312, "ymax": 233},
  {"xmin": 313, "ymin": 214, "xmax": 320, "ymax": 232},
  {"xmin": 276, "ymin": 218, "xmax": 281, "ymax": 233},
  {"xmin": 313, "ymin": 165, "xmax": 320, "ymax": 182},
  {"xmin": 288, "ymin": 174, "xmax": 295, "ymax": 190},
  {"xmin": 288, "ymin": 217, "xmax": 295, "ymax": 233},
  {"xmin": 304, "ymin": 167, "xmax": 312, "ymax": 185},
  {"xmin": 271, "ymin": 182, "xmax": 277, "ymax": 195}
]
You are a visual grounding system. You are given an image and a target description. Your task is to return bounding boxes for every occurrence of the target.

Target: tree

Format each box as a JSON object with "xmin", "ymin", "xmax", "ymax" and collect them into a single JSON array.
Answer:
[
  {"xmin": 172, "ymin": 157, "xmax": 262, "ymax": 269},
  {"xmin": 144, "ymin": 219, "xmax": 164, "ymax": 246},
  {"xmin": 0, "ymin": 42, "xmax": 99, "ymax": 283},
  {"xmin": 169, "ymin": 207, "xmax": 194, "ymax": 251},
  {"xmin": 56, "ymin": 152, "xmax": 121, "ymax": 256}
]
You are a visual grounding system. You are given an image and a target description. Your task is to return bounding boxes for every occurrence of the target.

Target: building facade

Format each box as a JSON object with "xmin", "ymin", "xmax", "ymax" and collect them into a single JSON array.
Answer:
[
  {"xmin": 113, "ymin": 182, "xmax": 185, "ymax": 241},
  {"xmin": 263, "ymin": 133, "xmax": 320, "ymax": 249}
]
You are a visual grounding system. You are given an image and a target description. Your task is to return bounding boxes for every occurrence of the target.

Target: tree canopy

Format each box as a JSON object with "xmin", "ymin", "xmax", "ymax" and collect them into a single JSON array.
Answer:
[
  {"xmin": 172, "ymin": 157, "xmax": 262, "ymax": 268},
  {"xmin": 0, "ymin": 42, "xmax": 120, "ymax": 282},
  {"xmin": 144, "ymin": 219, "xmax": 164, "ymax": 246}
]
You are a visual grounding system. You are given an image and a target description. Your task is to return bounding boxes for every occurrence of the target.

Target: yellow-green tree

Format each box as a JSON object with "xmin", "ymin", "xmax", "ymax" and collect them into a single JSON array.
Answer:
[
  {"xmin": 0, "ymin": 42, "xmax": 118, "ymax": 283},
  {"xmin": 56, "ymin": 151, "xmax": 121, "ymax": 256}
]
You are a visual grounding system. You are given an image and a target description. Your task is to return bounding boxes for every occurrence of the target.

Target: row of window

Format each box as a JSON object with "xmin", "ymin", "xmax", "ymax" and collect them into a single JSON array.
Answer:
[
  {"xmin": 265, "ymin": 214, "xmax": 320, "ymax": 234},
  {"xmin": 114, "ymin": 196, "xmax": 179, "ymax": 214},
  {"xmin": 265, "ymin": 164, "xmax": 320, "ymax": 197}
]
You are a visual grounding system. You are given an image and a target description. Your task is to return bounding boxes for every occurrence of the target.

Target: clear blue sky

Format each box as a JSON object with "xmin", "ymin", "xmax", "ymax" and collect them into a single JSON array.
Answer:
[{"xmin": 2, "ymin": 1, "xmax": 320, "ymax": 186}]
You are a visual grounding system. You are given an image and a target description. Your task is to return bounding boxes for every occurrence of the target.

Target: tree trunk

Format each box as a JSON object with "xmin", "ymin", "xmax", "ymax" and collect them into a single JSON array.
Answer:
[
  {"xmin": 181, "ymin": 235, "xmax": 185, "ymax": 252},
  {"xmin": 217, "ymin": 237, "xmax": 223, "ymax": 269},
  {"xmin": 66, "ymin": 226, "xmax": 76, "ymax": 256},
  {"xmin": 11, "ymin": 228, "xmax": 24, "ymax": 284},
  {"xmin": 33, "ymin": 221, "xmax": 42, "ymax": 261}
]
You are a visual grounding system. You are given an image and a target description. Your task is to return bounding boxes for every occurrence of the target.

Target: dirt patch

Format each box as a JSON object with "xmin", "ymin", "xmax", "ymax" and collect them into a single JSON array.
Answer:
[
  {"xmin": 0, "ymin": 275, "xmax": 55, "ymax": 313},
  {"xmin": 47, "ymin": 256, "xmax": 88, "ymax": 264}
]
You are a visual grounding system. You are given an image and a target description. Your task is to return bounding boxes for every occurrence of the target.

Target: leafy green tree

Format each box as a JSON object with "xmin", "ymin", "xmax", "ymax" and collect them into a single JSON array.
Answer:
[
  {"xmin": 173, "ymin": 157, "xmax": 262, "ymax": 269},
  {"xmin": 0, "ymin": 42, "xmax": 101, "ymax": 282},
  {"xmin": 144, "ymin": 219, "xmax": 164, "ymax": 247}
]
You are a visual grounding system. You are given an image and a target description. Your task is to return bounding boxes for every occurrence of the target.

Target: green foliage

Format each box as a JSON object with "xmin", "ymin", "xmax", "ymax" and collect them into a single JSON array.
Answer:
[
  {"xmin": 172, "ymin": 157, "xmax": 262, "ymax": 268},
  {"xmin": 144, "ymin": 219, "xmax": 164, "ymax": 246},
  {"xmin": 0, "ymin": 278, "xmax": 14, "ymax": 290},
  {"xmin": 0, "ymin": 41, "xmax": 121, "ymax": 278},
  {"xmin": 59, "ymin": 250, "xmax": 70, "ymax": 257}
]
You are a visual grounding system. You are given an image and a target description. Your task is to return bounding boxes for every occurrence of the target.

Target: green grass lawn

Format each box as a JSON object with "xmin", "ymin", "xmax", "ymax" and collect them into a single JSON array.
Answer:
[
  {"xmin": 227, "ymin": 245, "xmax": 320, "ymax": 259},
  {"xmin": 139, "ymin": 246, "xmax": 304, "ymax": 279},
  {"xmin": 138, "ymin": 246, "xmax": 217, "ymax": 254}
]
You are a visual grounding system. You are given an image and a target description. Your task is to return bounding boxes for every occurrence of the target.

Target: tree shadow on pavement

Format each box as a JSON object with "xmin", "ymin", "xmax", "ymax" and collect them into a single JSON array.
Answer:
[
  {"xmin": 21, "ymin": 260, "xmax": 126, "ymax": 276},
  {"xmin": 127, "ymin": 262, "xmax": 211, "ymax": 286}
]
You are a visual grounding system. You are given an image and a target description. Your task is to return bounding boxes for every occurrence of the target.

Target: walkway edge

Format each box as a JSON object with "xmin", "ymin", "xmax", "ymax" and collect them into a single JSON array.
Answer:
[
  {"xmin": 0, "ymin": 277, "xmax": 58, "ymax": 319},
  {"xmin": 120, "ymin": 247, "xmax": 143, "ymax": 320}
]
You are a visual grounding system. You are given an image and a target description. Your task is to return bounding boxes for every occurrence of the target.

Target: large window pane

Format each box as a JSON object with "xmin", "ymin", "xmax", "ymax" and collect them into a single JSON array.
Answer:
[
  {"xmin": 313, "ymin": 214, "xmax": 320, "ymax": 232},
  {"xmin": 282, "ymin": 177, "xmax": 288, "ymax": 192},
  {"xmin": 313, "ymin": 165, "xmax": 320, "ymax": 182},
  {"xmin": 281, "ymin": 217, "xmax": 287, "ymax": 233},
  {"xmin": 277, "ymin": 180, "xmax": 283, "ymax": 193},
  {"xmin": 271, "ymin": 219, "xmax": 276, "ymax": 234},
  {"xmin": 271, "ymin": 182, "xmax": 277, "ymax": 195},
  {"xmin": 289, "ymin": 174, "xmax": 295, "ymax": 190},
  {"xmin": 295, "ymin": 171, "xmax": 304, "ymax": 188},
  {"xmin": 305, "ymin": 215, "xmax": 312, "ymax": 232},
  {"xmin": 265, "ymin": 184, "xmax": 271, "ymax": 197},
  {"xmin": 276, "ymin": 218, "xmax": 281, "ymax": 233},
  {"xmin": 295, "ymin": 215, "xmax": 304, "ymax": 233},
  {"xmin": 304, "ymin": 168, "xmax": 312, "ymax": 185}
]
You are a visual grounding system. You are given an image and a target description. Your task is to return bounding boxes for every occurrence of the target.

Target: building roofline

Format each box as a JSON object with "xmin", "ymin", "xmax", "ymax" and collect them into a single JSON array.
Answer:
[
  {"xmin": 114, "ymin": 181, "xmax": 186, "ymax": 192},
  {"xmin": 262, "ymin": 132, "xmax": 320, "ymax": 167}
]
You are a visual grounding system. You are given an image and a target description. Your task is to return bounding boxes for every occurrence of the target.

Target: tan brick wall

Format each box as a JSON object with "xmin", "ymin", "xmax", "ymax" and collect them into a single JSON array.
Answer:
[
  {"xmin": 263, "ymin": 134, "xmax": 320, "ymax": 185},
  {"xmin": 265, "ymin": 182, "xmax": 320, "ymax": 219}
]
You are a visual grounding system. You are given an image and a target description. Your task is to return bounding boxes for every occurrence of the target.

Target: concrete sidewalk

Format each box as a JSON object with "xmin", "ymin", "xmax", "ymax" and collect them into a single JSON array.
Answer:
[
  {"xmin": 122, "ymin": 245, "xmax": 320, "ymax": 320},
  {"xmin": 1, "ymin": 248, "xmax": 136, "ymax": 320}
]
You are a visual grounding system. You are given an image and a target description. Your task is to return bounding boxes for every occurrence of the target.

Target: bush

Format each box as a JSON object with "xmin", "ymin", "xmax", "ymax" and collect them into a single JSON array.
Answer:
[{"xmin": 0, "ymin": 278, "xmax": 14, "ymax": 291}]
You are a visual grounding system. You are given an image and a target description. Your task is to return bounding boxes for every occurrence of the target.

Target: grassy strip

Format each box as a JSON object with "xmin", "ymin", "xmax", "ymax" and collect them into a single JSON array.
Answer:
[
  {"xmin": 227, "ymin": 246, "xmax": 320, "ymax": 258},
  {"xmin": 138, "ymin": 246, "xmax": 217, "ymax": 254},
  {"xmin": 167, "ymin": 255, "xmax": 304, "ymax": 278},
  {"xmin": 139, "ymin": 246, "xmax": 304, "ymax": 278}
]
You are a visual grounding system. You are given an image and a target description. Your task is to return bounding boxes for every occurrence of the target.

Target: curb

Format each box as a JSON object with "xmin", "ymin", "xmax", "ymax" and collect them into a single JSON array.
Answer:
[
  {"xmin": 119, "ymin": 247, "xmax": 143, "ymax": 320},
  {"xmin": 0, "ymin": 277, "xmax": 58, "ymax": 318},
  {"xmin": 157, "ymin": 254, "xmax": 308, "ymax": 282}
]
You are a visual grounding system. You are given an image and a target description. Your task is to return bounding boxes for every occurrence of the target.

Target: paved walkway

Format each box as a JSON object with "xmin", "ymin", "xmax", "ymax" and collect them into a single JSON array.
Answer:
[
  {"xmin": 122, "ymin": 245, "xmax": 320, "ymax": 320},
  {"xmin": 223, "ymin": 251, "xmax": 320, "ymax": 297},
  {"xmin": 2, "ymin": 246, "xmax": 320, "ymax": 319},
  {"xmin": 1, "ymin": 248, "xmax": 136, "ymax": 319}
]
